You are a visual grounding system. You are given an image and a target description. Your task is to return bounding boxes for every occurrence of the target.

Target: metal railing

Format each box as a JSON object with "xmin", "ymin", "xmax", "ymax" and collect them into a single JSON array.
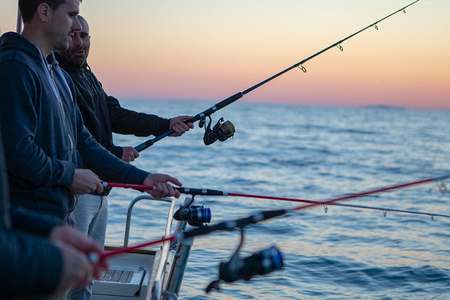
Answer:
[{"xmin": 122, "ymin": 195, "xmax": 195, "ymax": 300}]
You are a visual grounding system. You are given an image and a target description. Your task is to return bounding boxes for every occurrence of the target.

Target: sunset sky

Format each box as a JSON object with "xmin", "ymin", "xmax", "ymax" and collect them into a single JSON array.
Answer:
[{"xmin": 1, "ymin": 0, "xmax": 449, "ymax": 109}]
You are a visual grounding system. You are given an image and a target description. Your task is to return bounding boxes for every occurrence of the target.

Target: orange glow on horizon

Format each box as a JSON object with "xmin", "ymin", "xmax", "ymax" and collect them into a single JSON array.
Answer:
[{"xmin": 1, "ymin": 0, "xmax": 448, "ymax": 109}]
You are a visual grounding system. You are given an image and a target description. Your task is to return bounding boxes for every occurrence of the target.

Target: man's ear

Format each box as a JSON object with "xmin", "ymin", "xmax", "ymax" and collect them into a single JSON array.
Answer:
[{"xmin": 36, "ymin": 3, "xmax": 52, "ymax": 23}]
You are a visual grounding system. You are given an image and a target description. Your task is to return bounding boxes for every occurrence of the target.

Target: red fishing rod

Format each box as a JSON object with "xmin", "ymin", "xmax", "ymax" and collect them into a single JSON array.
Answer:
[
  {"xmin": 105, "ymin": 174, "xmax": 450, "ymax": 219},
  {"xmin": 99, "ymin": 174, "xmax": 449, "ymax": 262}
]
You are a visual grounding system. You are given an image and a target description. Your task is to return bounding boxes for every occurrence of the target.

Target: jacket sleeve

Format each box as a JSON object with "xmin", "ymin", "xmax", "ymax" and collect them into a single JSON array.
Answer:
[
  {"xmin": 10, "ymin": 206, "xmax": 62, "ymax": 237},
  {"xmin": 111, "ymin": 144, "xmax": 123, "ymax": 159},
  {"xmin": 74, "ymin": 105, "xmax": 149, "ymax": 184},
  {"xmin": 0, "ymin": 60, "xmax": 75, "ymax": 188},
  {"xmin": 106, "ymin": 95, "xmax": 171, "ymax": 136},
  {"xmin": 0, "ymin": 229, "xmax": 63, "ymax": 298}
]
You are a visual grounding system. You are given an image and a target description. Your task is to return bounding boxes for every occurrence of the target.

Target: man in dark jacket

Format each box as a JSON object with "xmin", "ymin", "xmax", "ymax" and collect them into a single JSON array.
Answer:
[
  {"xmin": 58, "ymin": 15, "xmax": 193, "ymax": 163},
  {"xmin": 55, "ymin": 15, "xmax": 192, "ymax": 300},
  {"xmin": 57, "ymin": 16, "xmax": 192, "ymax": 300},
  {"xmin": 0, "ymin": 128, "xmax": 104, "ymax": 299},
  {"xmin": 0, "ymin": 0, "xmax": 181, "ymax": 219}
]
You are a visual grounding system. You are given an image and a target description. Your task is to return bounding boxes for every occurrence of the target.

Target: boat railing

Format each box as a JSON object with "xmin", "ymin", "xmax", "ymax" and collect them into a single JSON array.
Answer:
[
  {"xmin": 122, "ymin": 195, "xmax": 194, "ymax": 300},
  {"xmin": 123, "ymin": 195, "xmax": 175, "ymax": 247}
]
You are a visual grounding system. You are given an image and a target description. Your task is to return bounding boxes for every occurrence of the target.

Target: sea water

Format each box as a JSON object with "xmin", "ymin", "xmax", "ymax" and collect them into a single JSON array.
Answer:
[{"xmin": 107, "ymin": 100, "xmax": 450, "ymax": 299}]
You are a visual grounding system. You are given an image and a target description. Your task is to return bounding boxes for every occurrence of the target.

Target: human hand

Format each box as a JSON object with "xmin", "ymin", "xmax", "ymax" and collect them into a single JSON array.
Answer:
[
  {"xmin": 143, "ymin": 173, "xmax": 182, "ymax": 198},
  {"xmin": 51, "ymin": 241, "xmax": 94, "ymax": 294},
  {"xmin": 169, "ymin": 115, "xmax": 194, "ymax": 136},
  {"xmin": 70, "ymin": 169, "xmax": 103, "ymax": 194},
  {"xmin": 50, "ymin": 225, "xmax": 107, "ymax": 278},
  {"xmin": 121, "ymin": 146, "xmax": 139, "ymax": 162}
]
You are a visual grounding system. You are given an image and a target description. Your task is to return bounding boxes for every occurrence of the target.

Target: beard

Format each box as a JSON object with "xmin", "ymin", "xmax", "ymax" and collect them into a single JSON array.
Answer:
[
  {"xmin": 59, "ymin": 46, "xmax": 86, "ymax": 67},
  {"xmin": 69, "ymin": 53, "xmax": 86, "ymax": 66}
]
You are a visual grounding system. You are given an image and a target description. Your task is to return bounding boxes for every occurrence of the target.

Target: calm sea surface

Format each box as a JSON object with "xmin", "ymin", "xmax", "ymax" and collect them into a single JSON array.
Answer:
[{"xmin": 107, "ymin": 100, "xmax": 450, "ymax": 299}]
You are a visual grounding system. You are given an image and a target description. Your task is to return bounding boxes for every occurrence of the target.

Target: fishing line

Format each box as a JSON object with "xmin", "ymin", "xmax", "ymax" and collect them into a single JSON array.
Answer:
[
  {"xmin": 105, "ymin": 174, "xmax": 450, "ymax": 220},
  {"xmin": 98, "ymin": 174, "xmax": 450, "ymax": 262}
]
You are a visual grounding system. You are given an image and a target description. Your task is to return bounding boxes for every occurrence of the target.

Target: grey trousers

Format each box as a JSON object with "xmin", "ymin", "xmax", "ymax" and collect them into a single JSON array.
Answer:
[{"xmin": 67, "ymin": 194, "xmax": 108, "ymax": 300}]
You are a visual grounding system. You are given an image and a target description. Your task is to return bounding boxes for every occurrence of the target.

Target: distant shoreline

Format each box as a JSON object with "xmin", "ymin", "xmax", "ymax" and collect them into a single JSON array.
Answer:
[{"xmin": 119, "ymin": 98, "xmax": 450, "ymax": 112}]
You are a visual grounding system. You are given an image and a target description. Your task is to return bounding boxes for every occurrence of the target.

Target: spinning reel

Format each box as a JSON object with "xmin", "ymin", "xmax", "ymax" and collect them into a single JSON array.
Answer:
[
  {"xmin": 174, "ymin": 197, "xmax": 212, "ymax": 227},
  {"xmin": 205, "ymin": 229, "xmax": 284, "ymax": 293},
  {"xmin": 199, "ymin": 115, "xmax": 235, "ymax": 146}
]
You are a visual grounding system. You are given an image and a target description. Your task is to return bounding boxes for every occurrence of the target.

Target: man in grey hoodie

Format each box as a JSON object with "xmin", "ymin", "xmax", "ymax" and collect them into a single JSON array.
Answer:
[
  {"xmin": 0, "ymin": 0, "xmax": 181, "ymax": 222},
  {"xmin": 0, "ymin": 2, "xmax": 181, "ymax": 299}
]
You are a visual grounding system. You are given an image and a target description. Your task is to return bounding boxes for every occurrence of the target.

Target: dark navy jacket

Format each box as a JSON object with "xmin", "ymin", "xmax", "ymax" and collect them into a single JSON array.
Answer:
[
  {"xmin": 56, "ymin": 54, "xmax": 170, "ymax": 158},
  {"xmin": 0, "ymin": 130, "xmax": 63, "ymax": 298},
  {"xmin": 0, "ymin": 32, "xmax": 149, "ymax": 219}
]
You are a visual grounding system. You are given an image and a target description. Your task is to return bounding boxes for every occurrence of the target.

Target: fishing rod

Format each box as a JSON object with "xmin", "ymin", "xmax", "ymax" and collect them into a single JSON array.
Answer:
[
  {"xmin": 98, "ymin": 174, "xmax": 450, "ymax": 262},
  {"xmin": 99, "ymin": 174, "xmax": 449, "ymax": 293},
  {"xmin": 16, "ymin": 1, "xmax": 22, "ymax": 34},
  {"xmin": 105, "ymin": 174, "xmax": 450, "ymax": 220},
  {"xmin": 135, "ymin": 0, "xmax": 421, "ymax": 152}
]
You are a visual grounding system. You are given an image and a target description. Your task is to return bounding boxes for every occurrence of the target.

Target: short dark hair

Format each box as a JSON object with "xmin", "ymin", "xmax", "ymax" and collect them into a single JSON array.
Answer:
[{"xmin": 19, "ymin": 0, "xmax": 71, "ymax": 23}]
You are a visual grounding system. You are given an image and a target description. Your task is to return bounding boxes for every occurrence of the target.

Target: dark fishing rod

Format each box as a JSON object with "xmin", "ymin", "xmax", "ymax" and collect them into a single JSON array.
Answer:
[
  {"xmin": 105, "ymin": 174, "xmax": 450, "ymax": 220},
  {"xmin": 99, "ymin": 172, "xmax": 448, "ymax": 262},
  {"xmin": 135, "ymin": 0, "xmax": 421, "ymax": 152}
]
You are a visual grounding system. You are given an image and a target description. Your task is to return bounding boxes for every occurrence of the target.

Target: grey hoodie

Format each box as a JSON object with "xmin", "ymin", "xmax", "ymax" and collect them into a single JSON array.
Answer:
[{"xmin": 0, "ymin": 32, "xmax": 149, "ymax": 220}]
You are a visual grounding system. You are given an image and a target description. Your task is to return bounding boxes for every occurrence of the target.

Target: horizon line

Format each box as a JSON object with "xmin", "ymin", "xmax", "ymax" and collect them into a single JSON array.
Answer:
[{"xmin": 117, "ymin": 97, "xmax": 450, "ymax": 111}]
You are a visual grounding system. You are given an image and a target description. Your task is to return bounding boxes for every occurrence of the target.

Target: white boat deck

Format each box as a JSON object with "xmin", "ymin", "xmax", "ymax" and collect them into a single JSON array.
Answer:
[
  {"xmin": 93, "ymin": 248, "xmax": 159, "ymax": 300},
  {"xmin": 92, "ymin": 195, "xmax": 194, "ymax": 300}
]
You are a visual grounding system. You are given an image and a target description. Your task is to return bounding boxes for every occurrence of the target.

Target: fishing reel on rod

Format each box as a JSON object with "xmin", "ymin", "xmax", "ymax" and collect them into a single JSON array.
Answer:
[
  {"xmin": 173, "ymin": 197, "xmax": 212, "ymax": 227},
  {"xmin": 205, "ymin": 228, "xmax": 284, "ymax": 293},
  {"xmin": 199, "ymin": 115, "xmax": 235, "ymax": 146}
]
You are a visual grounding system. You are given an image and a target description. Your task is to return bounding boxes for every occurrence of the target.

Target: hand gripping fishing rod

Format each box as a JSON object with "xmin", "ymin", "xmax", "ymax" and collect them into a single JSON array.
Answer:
[
  {"xmin": 105, "ymin": 174, "xmax": 450, "ymax": 220},
  {"xmin": 135, "ymin": 0, "xmax": 421, "ymax": 152}
]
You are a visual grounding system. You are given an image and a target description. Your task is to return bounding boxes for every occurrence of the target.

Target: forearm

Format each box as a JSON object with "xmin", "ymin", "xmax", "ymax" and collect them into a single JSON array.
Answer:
[
  {"xmin": 111, "ymin": 144, "xmax": 124, "ymax": 159},
  {"xmin": 107, "ymin": 95, "xmax": 170, "ymax": 136}
]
